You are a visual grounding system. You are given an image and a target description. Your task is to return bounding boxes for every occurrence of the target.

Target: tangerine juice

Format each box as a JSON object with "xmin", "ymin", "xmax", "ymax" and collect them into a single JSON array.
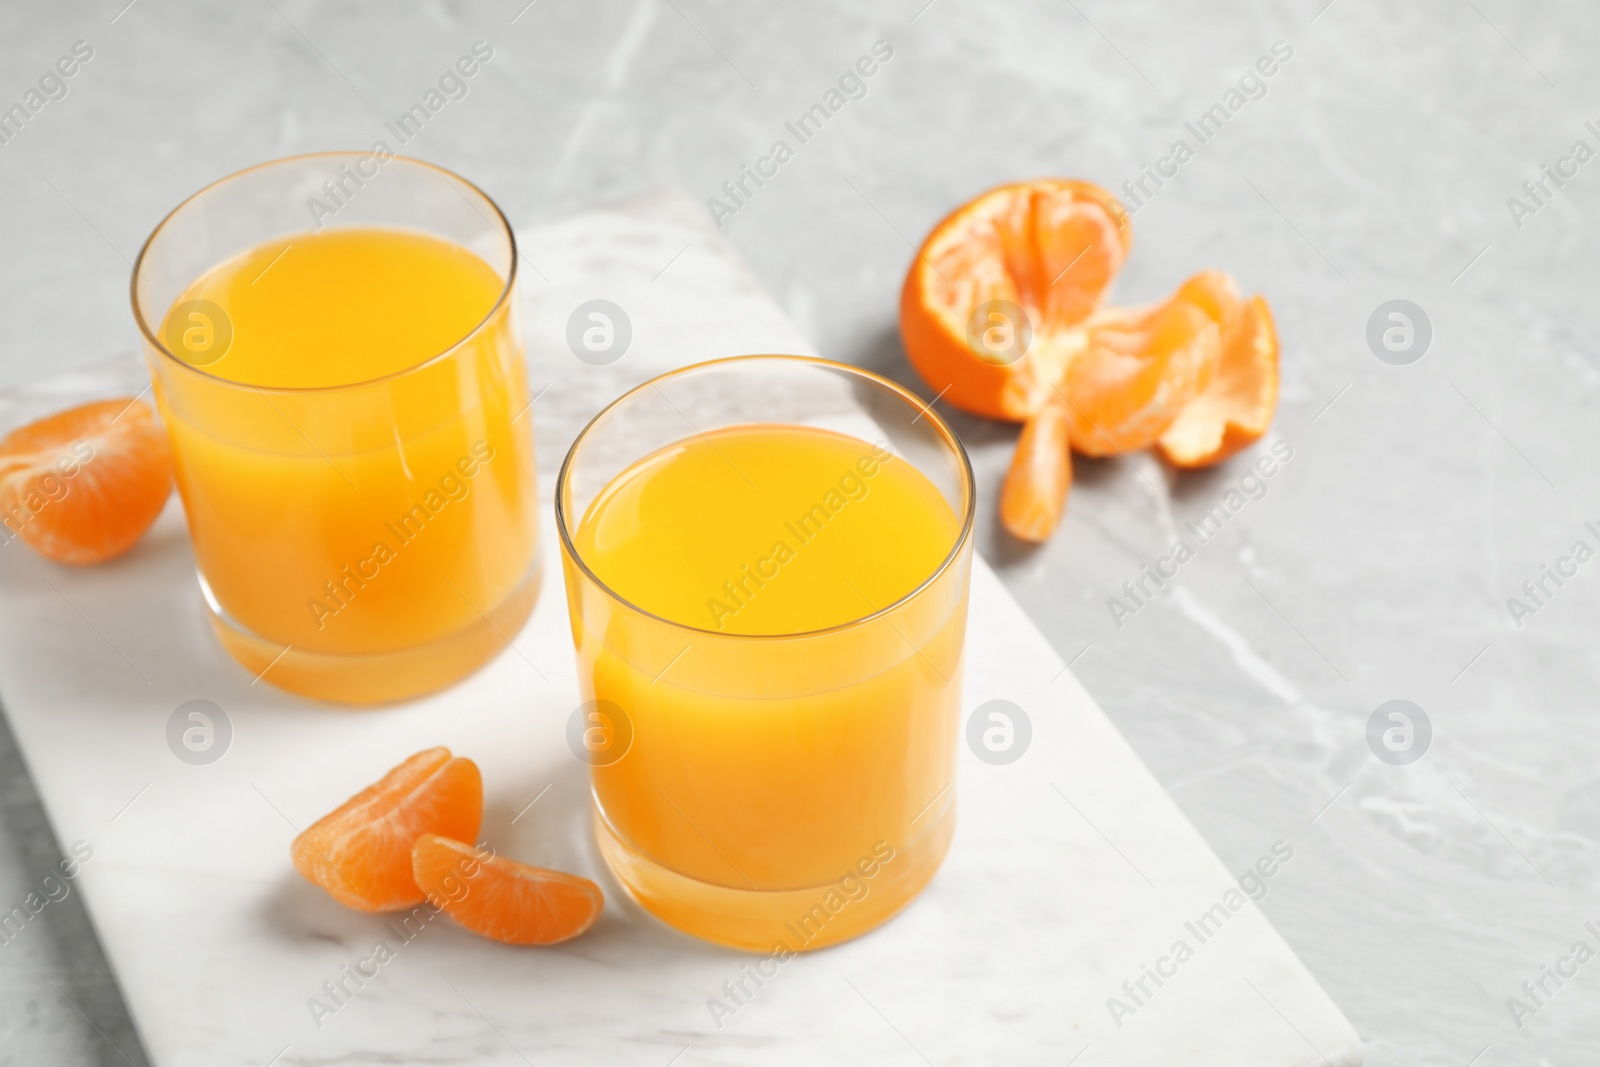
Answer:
[
  {"xmin": 150, "ymin": 227, "xmax": 539, "ymax": 702},
  {"xmin": 566, "ymin": 423, "xmax": 970, "ymax": 950}
]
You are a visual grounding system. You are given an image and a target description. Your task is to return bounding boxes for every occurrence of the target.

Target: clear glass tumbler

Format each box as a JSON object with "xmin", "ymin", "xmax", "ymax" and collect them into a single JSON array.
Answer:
[
  {"xmin": 132, "ymin": 153, "xmax": 540, "ymax": 704},
  {"xmin": 556, "ymin": 355, "xmax": 975, "ymax": 951}
]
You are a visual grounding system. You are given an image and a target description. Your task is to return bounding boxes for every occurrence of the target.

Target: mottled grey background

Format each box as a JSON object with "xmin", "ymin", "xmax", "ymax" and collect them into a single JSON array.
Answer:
[{"xmin": 2, "ymin": 2, "xmax": 1597, "ymax": 1064}]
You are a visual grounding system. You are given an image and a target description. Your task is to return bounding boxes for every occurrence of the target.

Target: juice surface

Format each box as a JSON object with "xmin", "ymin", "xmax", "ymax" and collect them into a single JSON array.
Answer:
[
  {"xmin": 152, "ymin": 227, "xmax": 538, "ymax": 679},
  {"xmin": 167, "ymin": 227, "xmax": 505, "ymax": 388},
  {"xmin": 573, "ymin": 425, "xmax": 959, "ymax": 635}
]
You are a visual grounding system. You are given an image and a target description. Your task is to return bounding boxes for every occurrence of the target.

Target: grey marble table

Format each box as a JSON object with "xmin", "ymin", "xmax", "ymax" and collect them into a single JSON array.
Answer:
[{"xmin": 1, "ymin": 2, "xmax": 1596, "ymax": 1064}]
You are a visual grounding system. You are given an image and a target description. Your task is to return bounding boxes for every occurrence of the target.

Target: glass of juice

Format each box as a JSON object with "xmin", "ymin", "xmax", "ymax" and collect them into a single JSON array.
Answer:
[
  {"xmin": 131, "ymin": 153, "xmax": 540, "ymax": 704},
  {"xmin": 557, "ymin": 355, "xmax": 975, "ymax": 951}
]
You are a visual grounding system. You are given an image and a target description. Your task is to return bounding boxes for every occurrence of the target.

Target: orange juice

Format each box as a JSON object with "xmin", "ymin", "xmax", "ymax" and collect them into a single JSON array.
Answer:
[
  {"xmin": 149, "ymin": 226, "xmax": 539, "ymax": 702},
  {"xmin": 566, "ymin": 423, "xmax": 970, "ymax": 950},
  {"xmin": 167, "ymin": 228, "xmax": 506, "ymax": 388}
]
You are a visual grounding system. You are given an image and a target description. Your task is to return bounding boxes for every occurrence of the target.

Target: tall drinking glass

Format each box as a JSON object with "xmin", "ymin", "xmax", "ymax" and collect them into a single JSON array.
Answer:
[
  {"xmin": 557, "ymin": 356, "xmax": 975, "ymax": 950},
  {"xmin": 132, "ymin": 153, "xmax": 540, "ymax": 704}
]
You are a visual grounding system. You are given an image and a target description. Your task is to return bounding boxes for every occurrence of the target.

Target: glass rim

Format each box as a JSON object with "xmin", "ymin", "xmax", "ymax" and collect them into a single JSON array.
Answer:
[
  {"xmin": 554, "ymin": 354, "xmax": 978, "ymax": 642},
  {"xmin": 129, "ymin": 151, "xmax": 519, "ymax": 395}
]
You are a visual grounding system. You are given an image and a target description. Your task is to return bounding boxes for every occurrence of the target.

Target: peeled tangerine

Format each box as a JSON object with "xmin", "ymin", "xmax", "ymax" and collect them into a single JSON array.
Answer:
[
  {"xmin": 1000, "ymin": 394, "xmax": 1073, "ymax": 544},
  {"xmin": 1061, "ymin": 290, "xmax": 1221, "ymax": 457},
  {"xmin": 291, "ymin": 748, "xmax": 482, "ymax": 912},
  {"xmin": 898, "ymin": 179, "xmax": 1279, "ymax": 543},
  {"xmin": 900, "ymin": 179, "xmax": 1131, "ymax": 423},
  {"xmin": 412, "ymin": 834, "xmax": 603, "ymax": 946},
  {"xmin": 1156, "ymin": 289, "xmax": 1279, "ymax": 468},
  {"xmin": 0, "ymin": 398, "xmax": 171, "ymax": 564}
]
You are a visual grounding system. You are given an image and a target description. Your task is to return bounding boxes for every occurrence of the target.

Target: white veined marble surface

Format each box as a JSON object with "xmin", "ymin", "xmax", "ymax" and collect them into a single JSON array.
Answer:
[{"xmin": 0, "ymin": 2, "xmax": 1596, "ymax": 1065}]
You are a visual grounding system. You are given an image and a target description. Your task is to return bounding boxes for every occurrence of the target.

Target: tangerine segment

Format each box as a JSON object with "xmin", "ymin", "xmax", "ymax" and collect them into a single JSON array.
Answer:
[
  {"xmin": 900, "ymin": 180, "xmax": 1131, "ymax": 422},
  {"xmin": 0, "ymin": 399, "xmax": 171, "ymax": 565},
  {"xmin": 1170, "ymin": 269, "xmax": 1244, "ymax": 339},
  {"xmin": 1062, "ymin": 293, "xmax": 1222, "ymax": 457},
  {"xmin": 291, "ymin": 748, "xmax": 482, "ymax": 912},
  {"xmin": 412, "ymin": 834, "xmax": 603, "ymax": 946},
  {"xmin": 1000, "ymin": 395, "xmax": 1072, "ymax": 543},
  {"xmin": 1158, "ymin": 294, "xmax": 1279, "ymax": 468}
]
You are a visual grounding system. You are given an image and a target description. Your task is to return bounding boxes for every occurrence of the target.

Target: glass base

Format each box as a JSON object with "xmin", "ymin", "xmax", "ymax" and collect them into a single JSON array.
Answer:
[
  {"xmin": 202, "ymin": 556, "xmax": 542, "ymax": 705},
  {"xmin": 593, "ymin": 796, "xmax": 956, "ymax": 953}
]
